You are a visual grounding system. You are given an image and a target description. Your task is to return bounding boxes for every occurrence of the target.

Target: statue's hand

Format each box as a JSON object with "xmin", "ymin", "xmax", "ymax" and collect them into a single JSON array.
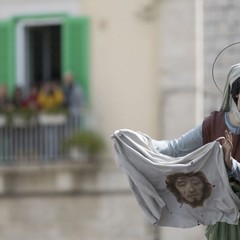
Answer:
[{"xmin": 216, "ymin": 130, "xmax": 233, "ymax": 170}]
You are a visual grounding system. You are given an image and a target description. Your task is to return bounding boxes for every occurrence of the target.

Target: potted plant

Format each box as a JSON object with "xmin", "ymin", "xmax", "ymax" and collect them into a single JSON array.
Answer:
[
  {"xmin": 62, "ymin": 130, "xmax": 105, "ymax": 162},
  {"xmin": 0, "ymin": 109, "xmax": 8, "ymax": 127},
  {"xmin": 38, "ymin": 107, "xmax": 68, "ymax": 125},
  {"xmin": 11, "ymin": 107, "xmax": 37, "ymax": 126}
]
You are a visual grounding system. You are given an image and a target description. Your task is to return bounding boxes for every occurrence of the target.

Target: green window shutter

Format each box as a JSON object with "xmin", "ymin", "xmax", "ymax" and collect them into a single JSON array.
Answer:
[
  {"xmin": 62, "ymin": 16, "xmax": 90, "ymax": 103},
  {"xmin": 0, "ymin": 20, "xmax": 15, "ymax": 92},
  {"xmin": 0, "ymin": 21, "xmax": 8, "ymax": 83}
]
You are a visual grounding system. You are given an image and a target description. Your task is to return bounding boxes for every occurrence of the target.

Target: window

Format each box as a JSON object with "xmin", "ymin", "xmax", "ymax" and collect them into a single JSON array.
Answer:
[
  {"xmin": 26, "ymin": 25, "xmax": 61, "ymax": 87},
  {"xmin": 0, "ymin": 15, "xmax": 89, "ymax": 101}
]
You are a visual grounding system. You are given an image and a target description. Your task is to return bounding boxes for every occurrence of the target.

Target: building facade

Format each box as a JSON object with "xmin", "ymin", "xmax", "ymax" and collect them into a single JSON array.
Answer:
[{"xmin": 0, "ymin": 0, "xmax": 238, "ymax": 239}]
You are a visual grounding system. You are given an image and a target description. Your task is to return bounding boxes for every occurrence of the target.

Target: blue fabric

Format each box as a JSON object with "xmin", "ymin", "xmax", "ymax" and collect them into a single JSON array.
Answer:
[
  {"xmin": 224, "ymin": 112, "xmax": 240, "ymax": 135},
  {"xmin": 152, "ymin": 125, "xmax": 203, "ymax": 157}
]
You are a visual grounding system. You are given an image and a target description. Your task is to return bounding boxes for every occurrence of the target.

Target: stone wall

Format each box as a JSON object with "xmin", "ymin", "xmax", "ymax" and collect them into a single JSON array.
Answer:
[
  {"xmin": 0, "ymin": 162, "xmax": 153, "ymax": 240},
  {"xmin": 0, "ymin": 160, "xmax": 205, "ymax": 240},
  {"xmin": 157, "ymin": 0, "xmax": 197, "ymax": 139},
  {"xmin": 204, "ymin": 0, "xmax": 240, "ymax": 114}
]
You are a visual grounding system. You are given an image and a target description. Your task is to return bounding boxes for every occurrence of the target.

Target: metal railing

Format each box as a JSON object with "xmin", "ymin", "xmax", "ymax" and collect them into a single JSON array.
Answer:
[{"xmin": 0, "ymin": 114, "xmax": 83, "ymax": 165}]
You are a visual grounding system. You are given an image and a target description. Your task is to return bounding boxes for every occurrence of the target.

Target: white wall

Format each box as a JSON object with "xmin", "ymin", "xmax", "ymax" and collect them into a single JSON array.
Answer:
[
  {"xmin": 0, "ymin": 0, "xmax": 80, "ymax": 20},
  {"xmin": 82, "ymin": 0, "xmax": 160, "ymax": 153}
]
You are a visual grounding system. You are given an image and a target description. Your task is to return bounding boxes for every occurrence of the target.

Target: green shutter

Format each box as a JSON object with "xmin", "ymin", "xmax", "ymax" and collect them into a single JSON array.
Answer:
[
  {"xmin": 0, "ymin": 20, "xmax": 15, "ymax": 92},
  {"xmin": 62, "ymin": 17, "xmax": 90, "ymax": 103},
  {"xmin": 0, "ymin": 22, "xmax": 8, "ymax": 83}
]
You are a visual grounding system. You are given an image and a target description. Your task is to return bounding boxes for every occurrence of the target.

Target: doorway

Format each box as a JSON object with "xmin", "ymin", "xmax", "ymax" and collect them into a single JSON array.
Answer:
[
  {"xmin": 26, "ymin": 25, "xmax": 61, "ymax": 88},
  {"xmin": 16, "ymin": 18, "xmax": 62, "ymax": 93}
]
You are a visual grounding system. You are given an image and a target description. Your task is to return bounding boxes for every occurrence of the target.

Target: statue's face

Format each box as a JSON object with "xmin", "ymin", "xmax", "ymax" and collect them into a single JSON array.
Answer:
[{"xmin": 175, "ymin": 175, "xmax": 204, "ymax": 203}]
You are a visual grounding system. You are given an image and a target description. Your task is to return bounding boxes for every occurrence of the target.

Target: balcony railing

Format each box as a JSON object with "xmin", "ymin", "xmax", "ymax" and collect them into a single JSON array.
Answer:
[{"xmin": 0, "ymin": 113, "xmax": 83, "ymax": 165}]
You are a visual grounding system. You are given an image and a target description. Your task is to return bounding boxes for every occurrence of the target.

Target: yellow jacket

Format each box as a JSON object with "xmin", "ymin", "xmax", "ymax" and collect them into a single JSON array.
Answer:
[{"xmin": 38, "ymin": 89, "xmax": 64, "ymax": 110}]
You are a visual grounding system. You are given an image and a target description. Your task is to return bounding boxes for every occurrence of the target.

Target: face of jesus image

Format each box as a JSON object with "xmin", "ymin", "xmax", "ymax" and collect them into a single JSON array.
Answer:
[
  {"xmin": 166, "ymin": 171, "xmax": 212, "ymax": 208},
  {"xmin": 175, "ymin": 175, "xmax": 204, "ymax": 203}
]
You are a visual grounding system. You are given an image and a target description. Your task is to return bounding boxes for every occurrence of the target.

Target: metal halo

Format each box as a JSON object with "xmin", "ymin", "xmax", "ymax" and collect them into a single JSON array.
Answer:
[{"xmin": 212, "ymin": 41, "xmax": 240, "ymax": 93}]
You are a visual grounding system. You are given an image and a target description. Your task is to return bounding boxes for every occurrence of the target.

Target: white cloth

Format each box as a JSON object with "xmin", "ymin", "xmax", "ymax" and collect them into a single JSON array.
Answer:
[{"xmin": 112, "ymin": 129, "xmax": 240, "ymax": 228}]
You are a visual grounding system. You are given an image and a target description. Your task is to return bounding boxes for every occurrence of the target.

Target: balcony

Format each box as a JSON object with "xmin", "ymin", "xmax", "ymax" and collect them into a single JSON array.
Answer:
[{"xmin": 0, "ymin": 113, "xmax": 87, "ymax": 165}]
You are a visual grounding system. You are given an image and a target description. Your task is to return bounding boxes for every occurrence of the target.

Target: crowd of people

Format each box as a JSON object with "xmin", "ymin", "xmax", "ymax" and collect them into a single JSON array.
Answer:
[
  {"xmin": 0, "ymin": 73, "xmax": 85, "ymax": 160},
  {"xmin": 0, "ymin": 72, "xmax": 84, "ymax": 116}
]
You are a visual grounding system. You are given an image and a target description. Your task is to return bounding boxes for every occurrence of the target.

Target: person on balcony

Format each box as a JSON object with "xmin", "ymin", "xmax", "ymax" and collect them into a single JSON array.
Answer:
[
  {"xmin": 37, "ymin": 81, "xmax": 64, "ymax": 111},
  {"xmin": 22, "ymin": 85, "xmax": 40, "ymax": 110},
  {"xmin": 62, "ymin": 72, "xmax": 84, "ymax": 116},
  {"xmin": 0, "ymin": 85, "xmax": 13, "ymax": 112},
  {"xmin": 11, "ymin": 86, "xmax": 24, "ymax": 109},
  {"xmin": 37, "ymin": 81, "xmax": 64, "ymax": 160},
  {"xmin": 62, "ymin": 72, "xmax": 84, "ymax": 132}
]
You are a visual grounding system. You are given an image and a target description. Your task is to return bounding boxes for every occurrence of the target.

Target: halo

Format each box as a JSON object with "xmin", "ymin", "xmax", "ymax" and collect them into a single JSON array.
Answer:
[{"xmin": 212, "ymin": 41, "xmax": 240, "ymax": 93}]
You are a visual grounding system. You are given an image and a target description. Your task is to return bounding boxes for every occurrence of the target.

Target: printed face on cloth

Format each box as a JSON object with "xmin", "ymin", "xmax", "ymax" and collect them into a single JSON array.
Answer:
[
  {"xmin": 175, "ymin": 175, "xmax": 204, "ymax": 203},
  {"xmin": 166, "ymin": 171, "xmax": 212, "ymax": 208}
]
